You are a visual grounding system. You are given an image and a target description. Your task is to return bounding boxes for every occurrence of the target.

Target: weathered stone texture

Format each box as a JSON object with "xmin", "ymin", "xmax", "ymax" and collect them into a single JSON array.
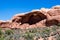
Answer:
[{"xmin": 0, "ymin": 5, "xmax": 60, "ymax": 29}]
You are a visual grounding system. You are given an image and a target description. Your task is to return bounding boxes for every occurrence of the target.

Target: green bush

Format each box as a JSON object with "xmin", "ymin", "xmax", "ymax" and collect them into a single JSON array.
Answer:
[{"xmin": 5, "ymin": 30, "xmax": 13, "ymax": 35}]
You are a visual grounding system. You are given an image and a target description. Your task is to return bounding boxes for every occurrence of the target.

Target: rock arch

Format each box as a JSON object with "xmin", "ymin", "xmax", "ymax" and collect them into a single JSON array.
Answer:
[{"xmin": 21, "ymin": 11, "xmax": 47, "ymax": 25}]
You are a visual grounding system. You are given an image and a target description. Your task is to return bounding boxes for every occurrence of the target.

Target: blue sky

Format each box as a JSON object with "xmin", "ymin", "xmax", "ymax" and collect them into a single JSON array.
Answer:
[{"xmin": 0, "ymin": 0, "xmax": 60, "ymax": 20}]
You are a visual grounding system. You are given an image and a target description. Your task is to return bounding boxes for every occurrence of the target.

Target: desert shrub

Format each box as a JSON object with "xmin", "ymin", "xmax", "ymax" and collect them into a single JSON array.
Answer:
[
  {"xmin": 23, "ymin": 32, "xmax": 34, "ymax": 40},
  {"xmin": 0, "ymin": 37, "xmax": 4, "ymax": 40},
  {"xmin": 0, "ymin": 28, "xmax": 4, "ymax": 38},
  {"xmin": 5, "ymin": 30, "xmax": 13, "ymax": 35},
  {"xmin": 40, "ymin": 27, "xmax": 51, "ymax": 38},
  {"xmin": 27, "ymin": 28, "xmax": 37, "ymax": 33},
  {"xmin": 0, "ymin": 25, "xmax": 60, "ymax": 40},
  {"xmin": 0, "ymin": 30, "xmax": 3, "ymax": 36}
]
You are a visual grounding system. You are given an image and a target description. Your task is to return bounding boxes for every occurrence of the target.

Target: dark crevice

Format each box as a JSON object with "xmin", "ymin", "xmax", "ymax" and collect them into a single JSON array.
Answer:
[{"xmin": 28, "ymin": 15, "xmax": 44, "ymax": 25}]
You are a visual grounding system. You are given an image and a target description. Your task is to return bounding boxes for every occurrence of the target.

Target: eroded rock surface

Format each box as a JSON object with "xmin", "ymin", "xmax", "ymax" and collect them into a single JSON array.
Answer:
[{"xmin": 0, "ymin": 5, "xmax": 60, "ymax": 29}]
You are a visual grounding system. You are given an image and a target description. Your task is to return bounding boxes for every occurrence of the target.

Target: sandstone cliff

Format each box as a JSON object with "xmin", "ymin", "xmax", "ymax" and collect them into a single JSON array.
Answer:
[{"xmin": 0, "ymin": 5, "xmax": 60, "ymax": 29}]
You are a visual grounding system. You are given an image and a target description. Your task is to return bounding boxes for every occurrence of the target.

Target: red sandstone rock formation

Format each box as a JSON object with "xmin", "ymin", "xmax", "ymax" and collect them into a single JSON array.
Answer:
[{"xmin": 0, "ymin": 5, "xmax": 60, "ymax": 29}]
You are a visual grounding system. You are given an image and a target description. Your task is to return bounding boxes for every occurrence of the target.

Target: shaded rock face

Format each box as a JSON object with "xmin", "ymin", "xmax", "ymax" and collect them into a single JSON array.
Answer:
[
  {"xmin": 21, "ymin": 11, "xmax": 47, "ymax": 25},
  {"xmin": 12, "ymin": 11, "xmax": 47, "ymax": 25},
  {"xmin": 28, "ymin": 12, "xmax": 47, "ymax": 25},
  {"xmin": 0, "ymin": 5, "xmax": 60, "ymax": 29},
  {"xmin": 45, "ymin": 20, "xmax": 59, "ymax": 26}
]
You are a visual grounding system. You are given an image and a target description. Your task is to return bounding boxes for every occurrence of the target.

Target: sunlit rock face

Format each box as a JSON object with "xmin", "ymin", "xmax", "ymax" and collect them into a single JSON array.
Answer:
[
  {"xmin": 0, "ymin": 21, "xmax": 11, "ymax": 28},
  {"xmin": 0, "ymin": 5, "xmax": 60, "ymax": 29}
]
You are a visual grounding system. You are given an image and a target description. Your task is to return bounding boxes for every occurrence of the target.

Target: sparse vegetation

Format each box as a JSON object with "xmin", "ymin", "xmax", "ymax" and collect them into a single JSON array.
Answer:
[
  {"xmin": 5, "ymin": 30, "xmax": 13, "ymax": 35},
  {"xmin": 0, "ymin": 25, "xmax": 60, "ymax": 40}
]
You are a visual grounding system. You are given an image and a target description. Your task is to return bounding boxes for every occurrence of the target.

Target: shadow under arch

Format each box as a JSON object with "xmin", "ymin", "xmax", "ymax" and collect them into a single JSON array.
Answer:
[{"xmin": 21, "ymin": 11, "xmax": 47, "ymax": 25}]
